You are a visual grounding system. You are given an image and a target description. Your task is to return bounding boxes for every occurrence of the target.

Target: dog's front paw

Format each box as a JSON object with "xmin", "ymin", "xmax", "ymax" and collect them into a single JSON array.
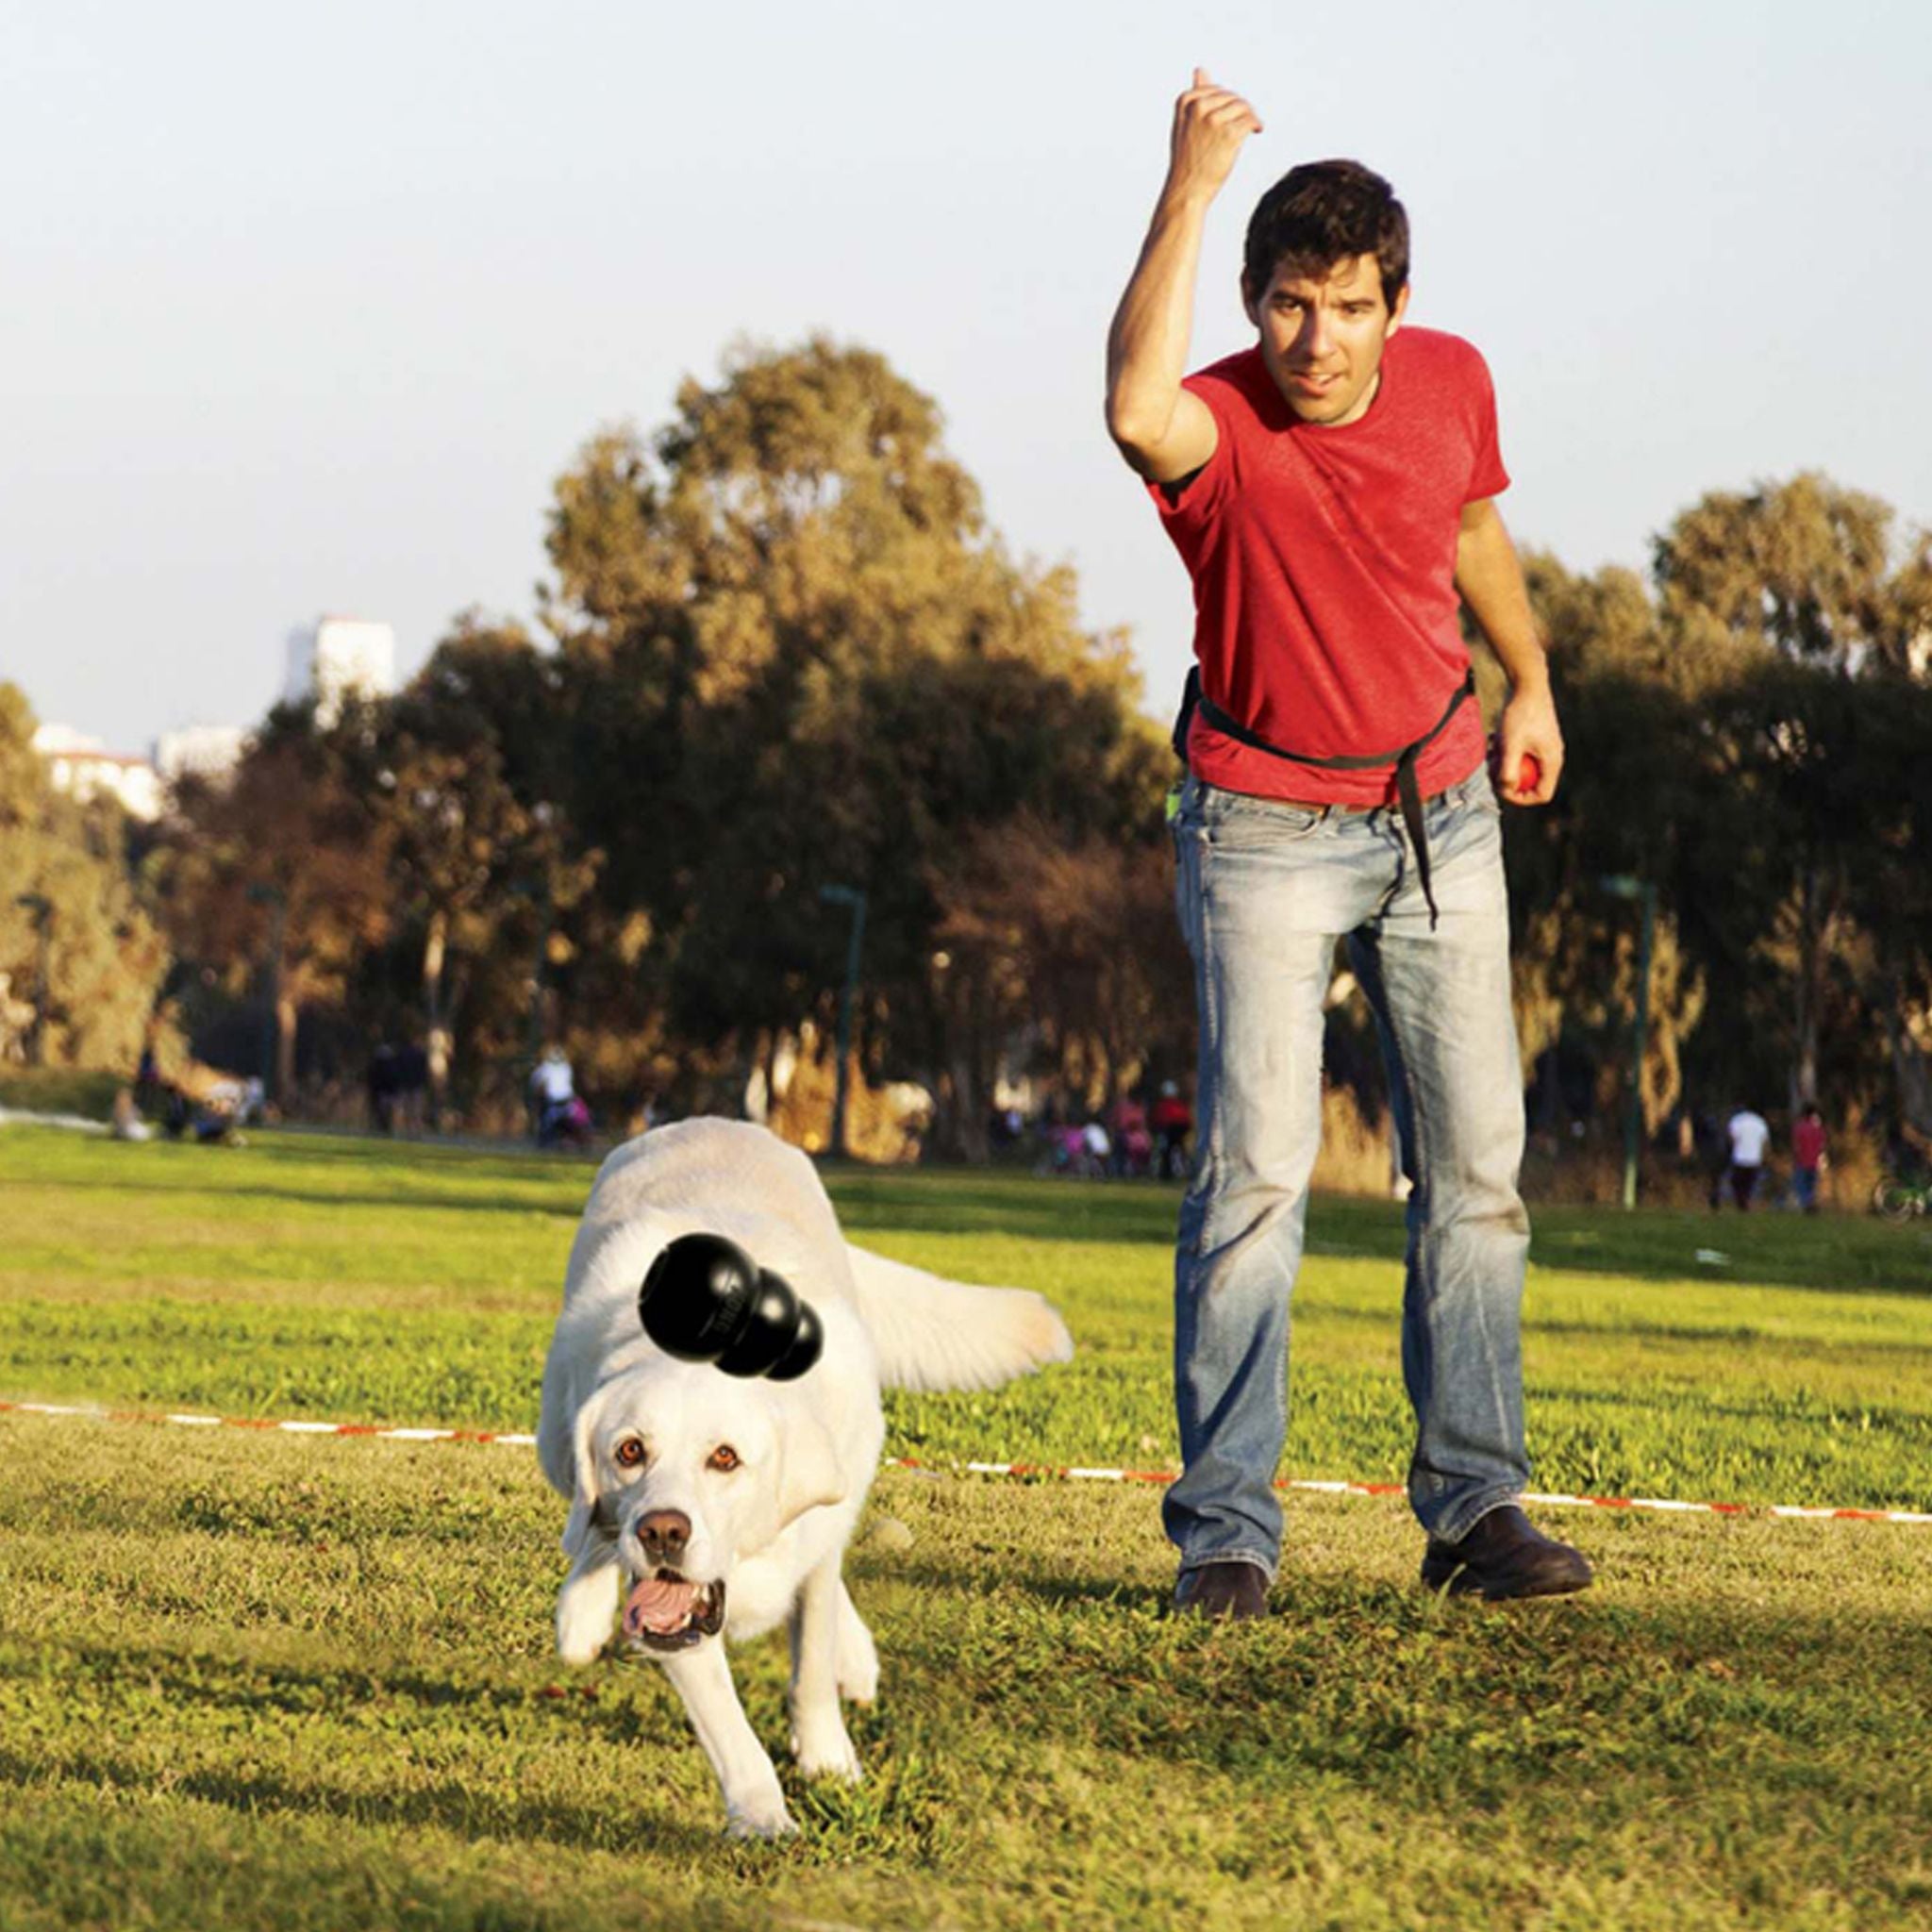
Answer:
[
  {"xmin": 791, "ymin": 1714, "xmax": 863, "ymax": 1783},
  {"xmin": 556, "ymin": 1559, "xmax": 620, "ymax": 1665},
  {"xmin": 724, "ymin": 1790, "xmax": 797, "ymax": 1839},
  {"xmin": 836, "ymin": 1616, "xmax": 879, "ymax": 1706},
  {"xmin": 556, "ymin": 1626, "xmax": 608, "ymax": 1668}
]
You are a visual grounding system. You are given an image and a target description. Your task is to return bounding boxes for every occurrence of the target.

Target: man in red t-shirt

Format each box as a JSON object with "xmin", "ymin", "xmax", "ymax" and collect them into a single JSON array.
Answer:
[
  {"xmin": 1791, "ymin": 1104, "xmax": 1827, "ymax": 1213},
  {"xmin": 1106, "ymin": 71, "xmax": 1590, "ymax": 1616}
]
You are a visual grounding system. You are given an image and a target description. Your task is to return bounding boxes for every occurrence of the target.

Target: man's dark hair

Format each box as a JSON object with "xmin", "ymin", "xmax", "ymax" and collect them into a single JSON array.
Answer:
[{"xmin": 1243, "ymin": 159, "xmax": 1409, "ymax": 309}]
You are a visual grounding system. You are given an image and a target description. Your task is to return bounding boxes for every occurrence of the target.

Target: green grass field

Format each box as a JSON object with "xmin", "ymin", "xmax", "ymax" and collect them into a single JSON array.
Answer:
[{"xmin": 4, "ymin": 1126, "xmax": 1931, "ymax": 1930}]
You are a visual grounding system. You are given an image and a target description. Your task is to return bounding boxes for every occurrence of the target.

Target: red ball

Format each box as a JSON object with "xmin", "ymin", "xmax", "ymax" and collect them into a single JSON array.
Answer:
[{"xmin": 1486, "ymin": 736, "xmax": 1543, "ymax": 797}]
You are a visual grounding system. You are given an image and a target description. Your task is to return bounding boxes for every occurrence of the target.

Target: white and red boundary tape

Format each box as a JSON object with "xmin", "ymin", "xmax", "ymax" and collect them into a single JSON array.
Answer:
[
  {"xmin": 891, "ymin": 1457, "xmax": 1932, "ymax": 1525},
  {"xmin": 4, "ymin": 1400, "xmax": 1929, "ymax": 1526},
  {"xmin": 0, "ymin": 1398, "xmax": 540, "ymax": 1450}
]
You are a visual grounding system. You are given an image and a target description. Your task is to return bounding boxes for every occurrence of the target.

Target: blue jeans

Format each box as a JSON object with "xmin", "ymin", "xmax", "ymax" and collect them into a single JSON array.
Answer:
[{"xmin": 1165, "ymin": 767, "xmax": 1531, "ymax": 1584}]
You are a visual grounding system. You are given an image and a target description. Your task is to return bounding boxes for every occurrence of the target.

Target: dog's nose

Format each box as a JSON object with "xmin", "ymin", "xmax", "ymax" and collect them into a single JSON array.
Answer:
[{"xmin": 634, "ymin": 1508, "xmax": 691, "ymax": 1567}]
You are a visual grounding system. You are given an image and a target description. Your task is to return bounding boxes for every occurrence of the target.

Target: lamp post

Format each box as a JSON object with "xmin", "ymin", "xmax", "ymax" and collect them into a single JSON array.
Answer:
[
  {"xmin": 13, "ymin": 894, "xmax": 52, "ymax": 1067},
  {"xmin": 1600, "ymin": 874, "xmax": 1657, "ymax": 1210},
  {"xmin": 818, "ymin": 884, "xmax": 868, "ymax": 1160}
]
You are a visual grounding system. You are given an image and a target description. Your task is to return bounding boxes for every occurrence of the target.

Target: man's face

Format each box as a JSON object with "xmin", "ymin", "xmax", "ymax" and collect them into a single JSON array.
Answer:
[{"xmin": 1243, "ymin": 252, "xmax": 1409, "ymax": 426}]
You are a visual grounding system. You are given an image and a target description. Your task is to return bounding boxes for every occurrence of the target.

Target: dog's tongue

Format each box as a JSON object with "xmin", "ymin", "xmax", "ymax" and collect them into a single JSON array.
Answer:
[{"xmin": 624, "ymin": 1575, "xmax": 700, "ymax": 1638}]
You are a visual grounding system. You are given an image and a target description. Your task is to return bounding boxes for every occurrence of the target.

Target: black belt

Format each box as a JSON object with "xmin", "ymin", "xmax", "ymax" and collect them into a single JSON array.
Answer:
[{"xmin": 1174, "ymin": 666, "xmax": 1477, "ymax": 929}]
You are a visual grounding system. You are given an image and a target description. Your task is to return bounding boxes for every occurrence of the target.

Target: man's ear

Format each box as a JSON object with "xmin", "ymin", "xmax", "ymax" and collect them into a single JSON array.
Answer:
[
  {"xmin": 777, "ymin": 1413, "xmax": 848, "ymax": 1530},
  {"xmin": 1241, "ymin": 273, "xmax": 1259, "ymax": 329},
  {"xmin": 561, "ymin": 1399, "xmax": 606, "ymax": 1560},
  {"xmin": 1386, "ymin": 281, "xmax": 1411, "ymax": 338}
]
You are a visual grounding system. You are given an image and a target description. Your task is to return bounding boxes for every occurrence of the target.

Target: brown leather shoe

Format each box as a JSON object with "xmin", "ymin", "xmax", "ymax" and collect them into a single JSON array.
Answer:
[
  {"xmin": 1175, "ymin": 1560, "xmax": 1270, "ymax": 1620},
  {"xmin": 1420, "ymin": 1505, "xmax": 1593, "ymax": 1601}
]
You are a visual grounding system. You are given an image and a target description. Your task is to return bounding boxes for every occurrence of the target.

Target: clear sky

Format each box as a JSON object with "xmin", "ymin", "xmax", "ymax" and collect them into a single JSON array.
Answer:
[{"xmin": 7, "ymin": 0, "xmax": 1929, "ymax": 752}]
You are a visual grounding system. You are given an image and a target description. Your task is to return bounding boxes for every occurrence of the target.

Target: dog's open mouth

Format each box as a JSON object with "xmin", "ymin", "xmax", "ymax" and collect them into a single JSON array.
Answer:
[{"xmin": 622, "ymin": 1570, "xmax": 726, "ymax": 1652}]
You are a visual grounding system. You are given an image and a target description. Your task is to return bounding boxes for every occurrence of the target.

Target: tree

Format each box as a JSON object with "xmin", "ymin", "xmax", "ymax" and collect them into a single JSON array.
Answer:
[
  {"xmin": 1675, "ymin": 660, "xmax": 1932, "ymax": 1122},
  {"xmin": 1505, "ymin": 496, "xmax": 1932, "ymax": 1156},
  {"xmin": 1653, "ymin": 476, "xmax": 1932, "ymax": 1122},
  {"xmin": 153, "ymin": 709, "xmax": 393, "ymax": 1099},
  {"xmin": 925, "ymin": 811, "xmax": 1191, "ymax": 1159},
  {"xmin": 1503, "ymin": 558, "xmax": 1709, "ymax": 1139},
  {"xmin": 371, "ymin": 622, "xmax": 599, "ymax": 1119},
  {"xmin": 537, "ymin": 338, "xmax": 1170, "ymax": 1128},
  {"xmin": 0, "ymin": 684, "xmax": 172, "ymax": 1072},
  {"xmin": 1653, "ymin": 472, "xmax": 1898, "ymax": 681}
]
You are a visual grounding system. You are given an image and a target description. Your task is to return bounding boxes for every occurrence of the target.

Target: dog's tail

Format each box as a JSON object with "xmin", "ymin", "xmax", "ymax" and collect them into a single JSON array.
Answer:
[{"xmin": 842, "ymin": 1244, "xmax": 1074, "ymax": 1392}]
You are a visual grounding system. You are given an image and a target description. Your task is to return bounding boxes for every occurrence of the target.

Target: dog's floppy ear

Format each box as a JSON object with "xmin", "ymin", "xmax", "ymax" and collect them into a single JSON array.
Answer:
[
  {"xmin": 561, "ymin": 1396, "xmax": 607, "ymax": 1560},
  {"xmin": 776, "ymin": 1411, "xmax": 848, "ymax": 1530}
]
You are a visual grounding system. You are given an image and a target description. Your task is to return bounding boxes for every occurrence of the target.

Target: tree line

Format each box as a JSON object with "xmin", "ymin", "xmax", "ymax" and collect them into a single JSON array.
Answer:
[{"xmin": 8, "ymin": 341, "xmax": 1932, "ymax": 1174}]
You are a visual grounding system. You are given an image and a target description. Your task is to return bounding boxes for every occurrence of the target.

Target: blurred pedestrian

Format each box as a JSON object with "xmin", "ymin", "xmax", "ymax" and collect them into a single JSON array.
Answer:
[
  {"xmin": 394, "ymin": 1040, "xmax": 429, "ymax": 1134},
  {"xmin": 135, "ymin": 1036, "xmax": 164, "ymax": 1115},
  {"xmin": 1108, "ymin": 1091, "xmax": 1152, "ymax": 1176},
  {"xmin": 1693, "ymin": 1108, "xmax": 1727, "ymax": 1212},
  {"xmin": 531, "ymin": 1046, "xmax": 578, "ymax": 1148},
  {"xmin": 1791, "ymin": 1104, "xmax": 1827, "ymax": 1214},
  {"xmin": 367, "ymin": 1042, "xmax": 398, "ymax": 1134},
  {"xmin": 109, "ymin": 1086, "xmax": 152, "ymax": 1142},
  {"xmin": 1152, "ymin": 1081, "xmax": 1193, "ymax": 1179},
  {"xmin": 1725, "ymin": 1105, "xmax": 1771, "ymax": 1209}
]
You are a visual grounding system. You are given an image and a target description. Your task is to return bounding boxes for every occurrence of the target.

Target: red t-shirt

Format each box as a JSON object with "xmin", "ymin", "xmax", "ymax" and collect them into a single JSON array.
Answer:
[
  {"xmin": 1792, "ymin": 1118, "xmax": 1826, "ymax": 1169},
  {"xmin": 1152, "ymin": 326, "xmax": 1508, "ymax": 806}
]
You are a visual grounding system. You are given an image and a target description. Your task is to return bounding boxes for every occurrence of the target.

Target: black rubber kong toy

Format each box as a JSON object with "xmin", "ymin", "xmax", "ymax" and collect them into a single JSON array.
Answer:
[{"xmin": 637, "ymin": 1232, "xmax": 824, "ymax": 1380}]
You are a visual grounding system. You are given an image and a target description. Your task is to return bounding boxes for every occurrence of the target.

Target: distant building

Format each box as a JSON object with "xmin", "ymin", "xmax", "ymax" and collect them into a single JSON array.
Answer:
[
  {"xmin": 153, "ymin": 724, "xmax": 248, "ymax": 787},
  {"xmin": 284, "ymin": 615, "xmax": 396, "ymax": 725},
  {"xmin": 31, "ymin": 724, "xmax": 163, "ymax": 822}
]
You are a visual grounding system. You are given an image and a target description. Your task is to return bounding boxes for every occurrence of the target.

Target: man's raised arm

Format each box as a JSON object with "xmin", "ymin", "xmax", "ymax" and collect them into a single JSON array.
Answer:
[{"xmin": 1105, "ymin": 69, "xmax": 1261, "ymax": 484}]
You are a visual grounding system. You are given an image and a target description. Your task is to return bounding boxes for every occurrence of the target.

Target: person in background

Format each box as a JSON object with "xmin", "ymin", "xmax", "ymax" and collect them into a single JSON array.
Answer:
[
  {"xmin": 1152, "ymin": 1081, "xmax": 1193, "ymax": 1180},
  {"xmin": 1724, "ymin": 1105, "xmax": 1771, "ymax": 1209},
  {"xmin": 531, "ymin": 1046, "xmax": 577, "ymax": 1148},
  {"xmin": 1790, "ymin": 1103, "xmax": 1827, "ymax": 1214},
  {"xmin": 367, "ymin": 1042, "xmax": 399, "ymax": 1135},
  {"xmin": 109, "ymin": 1086, "xmax": 152, "ymax": 1142},
  {"xmin": 135, "ymin": 1036, "xmax": 164, "ymax": 1116},
  {"xmin": 1108, "ymin": 1090, "xmax": 1152, "ymax": 1176},
  {"xmin": 1693, "ymin": 1108, "xmax": 1727, "ymax": 1212}
]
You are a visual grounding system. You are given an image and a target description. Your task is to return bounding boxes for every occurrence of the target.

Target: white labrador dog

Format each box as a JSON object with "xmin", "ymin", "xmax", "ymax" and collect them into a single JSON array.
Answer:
[{"xmin": 537, "ymin": 1118, "xmax": 1072, "ymax": 1837}]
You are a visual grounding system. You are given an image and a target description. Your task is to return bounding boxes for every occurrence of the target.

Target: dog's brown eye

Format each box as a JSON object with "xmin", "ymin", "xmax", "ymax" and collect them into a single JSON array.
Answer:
[
  {"xmin": 614, "ymin": 1438, "xmax": 645, "ymax": 1469},
  {"xmin": 707, "ymin": 1444, "xmax": 741, "ymax": 1473}
]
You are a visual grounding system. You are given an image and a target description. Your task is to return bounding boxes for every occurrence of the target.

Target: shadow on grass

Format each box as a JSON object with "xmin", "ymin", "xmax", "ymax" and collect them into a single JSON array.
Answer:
[
  {"xmin": 1528, "ymin": 1374, "xmax": 1932, "ymax": 1430},
  {"xmin": 0, "ymin": 1740, "xmax": 721, "ymax": 1859},
  {"xmin": 857, "ymin": 1553, "xmax": 1932, "ymax": 1802},
  {"xmin": 0, "ymin": 1641, "xmax": 728, "ymax": 1856},
  {"xmin": 869, "ymin": 1556, "xmax": 1176, "ymax": 1621},
  {"xmin": 8, "ymin": 1174, "xmax": 582, "ymax": 1222},
  {"xmin": 10, "ymin": 1552, "xmax": 1932, "ymax": 1874},
  {"xmin": 35, "ymin": 1640, "xmax": 672, "ymax": 1736},
  {"xmin": 797, "ymin": 1174, "xmax": 1932, "ymax": 1295},
  {"xmin": 828, "ymin": 1174, "xmax": 1189, "ymax": 1247},
  {"xmin": 16, "ymin": 1125, "xmax": 1932, "ymax": 1293},
  {"xmin": 249, "ymin": 1135, "xmax": 597, "ymax": 1194}
]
